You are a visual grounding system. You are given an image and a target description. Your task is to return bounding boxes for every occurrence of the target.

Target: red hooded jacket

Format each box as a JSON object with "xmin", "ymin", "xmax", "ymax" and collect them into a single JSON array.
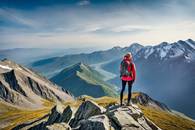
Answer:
[{"xmin": 120, "ymin": 56, "xmax": 136, "ymax": 81}]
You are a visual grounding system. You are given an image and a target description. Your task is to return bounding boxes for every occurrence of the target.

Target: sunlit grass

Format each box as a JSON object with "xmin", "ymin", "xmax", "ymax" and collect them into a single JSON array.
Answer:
[
  {"xmin": 61, "ymin": 95, "xmax": 118, "ymax": 108},
  {"xmin": 0, "ymin": 100, "xmax": 54, "ymax": 130},
  {"xmin": 140, "ymin": 106, "xmax": 195, "ymax": 130},
  {"xmin": 94, "ymin": 96, "xmax": 118, "ymax": 107},
  {"xmin": 2, "ymin": 109, "xmax": 50, "ymax": 130}
]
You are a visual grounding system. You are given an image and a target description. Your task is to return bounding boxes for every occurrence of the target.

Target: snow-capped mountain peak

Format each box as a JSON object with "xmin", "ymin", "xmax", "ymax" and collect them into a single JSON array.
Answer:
[{"xmin": 135, "ymin": 39, "xmax": 195, "ymax": 61}]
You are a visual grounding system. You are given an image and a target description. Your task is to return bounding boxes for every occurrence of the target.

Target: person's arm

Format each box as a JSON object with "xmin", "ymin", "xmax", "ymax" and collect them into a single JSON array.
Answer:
[{"xmin": 132, "ymin": 63, "xmax": 136, "ymax": 82}]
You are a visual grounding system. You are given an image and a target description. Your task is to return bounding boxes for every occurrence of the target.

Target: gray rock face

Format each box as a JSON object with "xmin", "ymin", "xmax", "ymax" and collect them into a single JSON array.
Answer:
[
  {"xmin": 70, "ymin": 100, "xmax": 106, "ymax": 128},
  {"xmin": 107, "ymin": 106, "xmax": 161, "ymax": 130},
  {"xmin": 46, "ymin": 123, "xmax": 71, "ymax": 130},
  {"xmin": 46, "ymin": 105, "xmax": 73, "ymax": 125},
  {"xmin": 79, "ymin": 115, "xmax": 110, "ymax": 130},
  {"xmin": 74, "ymin": 100, "xmax": 106, "ymax": 120}
]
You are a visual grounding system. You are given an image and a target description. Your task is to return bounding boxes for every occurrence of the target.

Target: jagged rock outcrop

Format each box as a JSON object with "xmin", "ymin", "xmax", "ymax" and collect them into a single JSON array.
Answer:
[
  {"xmin": 16, "ymin": 100, "xmax": 162, "ymax": 130},
  {"xmin": 69, "ymin": 100, "xmax": 106, "ymax": 128},
  {"xmin": 46, "ymin": 105, "xmax": 73, "ymax": 125}
]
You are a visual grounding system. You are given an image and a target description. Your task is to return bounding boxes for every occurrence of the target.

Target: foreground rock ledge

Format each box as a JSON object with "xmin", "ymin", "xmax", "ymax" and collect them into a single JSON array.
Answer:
[{"xmin": 14, "ymin": 100, "xmax": 161, "ymax": 130}]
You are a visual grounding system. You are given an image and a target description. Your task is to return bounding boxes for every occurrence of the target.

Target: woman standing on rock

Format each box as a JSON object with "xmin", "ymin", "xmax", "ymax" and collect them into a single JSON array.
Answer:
[{"xmin": 120, "ymin": 52, "xmax": 136, "ymax": 106}]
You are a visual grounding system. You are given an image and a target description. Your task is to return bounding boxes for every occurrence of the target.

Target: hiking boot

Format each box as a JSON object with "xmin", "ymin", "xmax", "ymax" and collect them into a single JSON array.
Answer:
[
  {"xmin": 126, "ymin": 102, "xmax": 130, "ymax": 106},
  {"xmin": 126, "ymin": 101, "xmax": 133, "ymax": 106},
  {"xmin": 120, "ymin": 102, "xmax": 124, "ymax": 106}
]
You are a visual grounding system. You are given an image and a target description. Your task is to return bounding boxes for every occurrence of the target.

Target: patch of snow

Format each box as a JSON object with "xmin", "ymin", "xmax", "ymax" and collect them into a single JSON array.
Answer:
[
  {"xmin": 144, "ymin": 47, "xmax": 154, "ymax": 59},
  {"xmin": 158, "ymin": 44, "xmax": 172, "ymax": 59},
  {"xmin": 159, "ymin": 50, "xmax": 167, "ymax": 58},
  {"xmin": 0, "ymin": 64, "xmax": 12, "ymax": 70},
  {"xmin": 186, "ymin": 40, "xmax": 195, "ymax": 50}
]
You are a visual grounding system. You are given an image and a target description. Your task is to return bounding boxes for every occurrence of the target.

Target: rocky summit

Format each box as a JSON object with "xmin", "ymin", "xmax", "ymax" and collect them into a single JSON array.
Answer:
[{"xmin": 14, "ymin": 100, "xmax": 161, "ymax": 130}]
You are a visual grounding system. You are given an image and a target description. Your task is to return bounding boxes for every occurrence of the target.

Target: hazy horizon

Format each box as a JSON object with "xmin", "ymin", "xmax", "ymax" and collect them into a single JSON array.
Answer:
[
  {"xmin": 1, "ymin": 0, "xmax": 195, "ymax": 49},
  {"xmin": 0, "ymin": 38, "xmax": 193, "ymax": 50}
]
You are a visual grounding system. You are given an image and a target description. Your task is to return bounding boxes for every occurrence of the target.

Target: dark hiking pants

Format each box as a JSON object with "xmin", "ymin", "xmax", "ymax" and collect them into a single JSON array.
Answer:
[{"xmin": 120, "ymin": 80, "xmax": 133, "ymax": 105}]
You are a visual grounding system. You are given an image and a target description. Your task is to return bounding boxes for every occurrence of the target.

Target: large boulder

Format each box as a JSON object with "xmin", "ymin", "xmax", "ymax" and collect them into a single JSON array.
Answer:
[
  {"xmin": 79, "ymin": 115, "xmax": 110, "ymax": 130},
  {"xmin": 69, "ymin": 100, "xmax": 106, "ymax": 128},
  {"xmin": 107, "ymin": 106, "xmax": 161, "ymax": 130}
]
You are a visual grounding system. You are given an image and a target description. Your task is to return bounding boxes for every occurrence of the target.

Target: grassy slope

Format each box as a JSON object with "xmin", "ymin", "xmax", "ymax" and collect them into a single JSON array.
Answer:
[
  {"xmin": 0, "ymin": 100, "xmax": 53, "ymax": 130},
  {"xmin": 140, "ymin": 106, "xmax": 195, "ymax": 130}
]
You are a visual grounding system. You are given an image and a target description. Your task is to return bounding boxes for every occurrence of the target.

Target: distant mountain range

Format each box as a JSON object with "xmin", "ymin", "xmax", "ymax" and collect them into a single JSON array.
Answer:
[
  {"xmin": 31, "ymin": 43, "xmax": 143, "ymax": 77},
  {"xmin": 0, "ymin": 47, "xmax": 98, "ymax": 65},
  {"xmin": 0, "ymin": 59, "xmax": 73, "ymax": 109},
  {"xmin": 30, "ymin": 39, "xmax": 195, "ymax": 119},
  {"xmin": 0, "ymin": 48, "xmax": 66, "ymax": 65},
  {"xmin": 50, "ymin": 62, "xmax": 117, "ymax": 97}
]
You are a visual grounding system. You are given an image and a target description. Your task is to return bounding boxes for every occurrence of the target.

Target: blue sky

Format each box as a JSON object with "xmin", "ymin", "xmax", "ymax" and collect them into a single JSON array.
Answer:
[{"xmin": 0, "ymin": 0, "xmax": 195, "ymax": 49}]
